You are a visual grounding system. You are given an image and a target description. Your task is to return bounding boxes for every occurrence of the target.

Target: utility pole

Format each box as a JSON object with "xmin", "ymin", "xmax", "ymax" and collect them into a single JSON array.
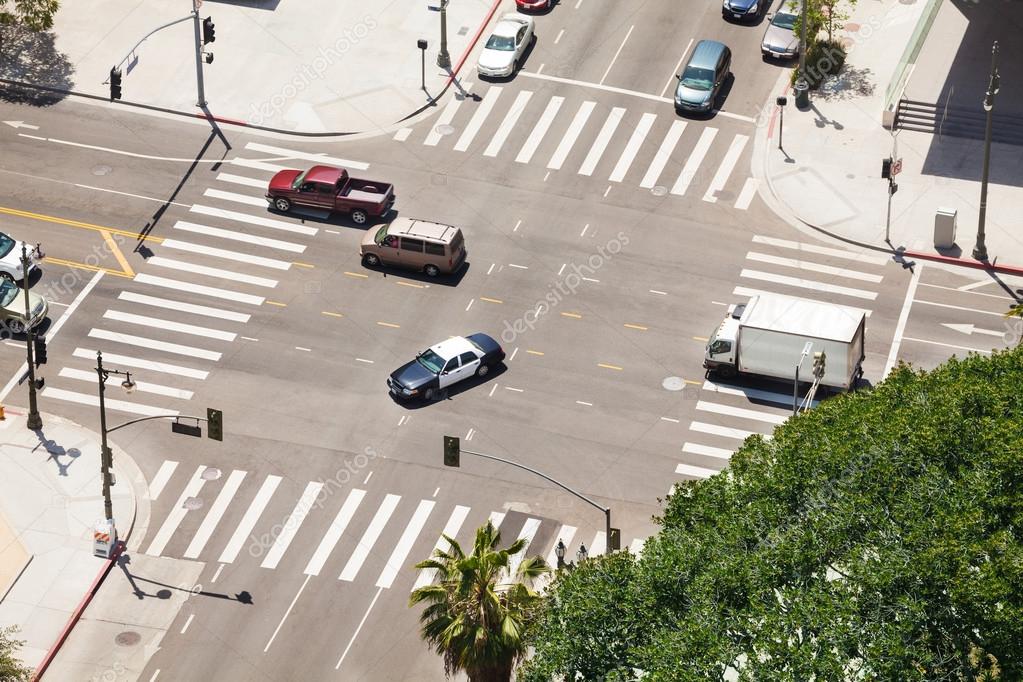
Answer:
[
  {"xmin": 191, "ymin": 0, "xmax": 207, "ymax": 107},
  {"xmin": 794, "ymin": 0, "xmax": 810, "ymax": 108},
  {"xmin": 21, "ymin": 244, "xmax": 41, "ymax": 430},
  {"xmin": 974, "ymin": 41, "xmax": 999, "ymax": 262},
  {"xmin": 436, "ymin": 0, "xmax": 451, "ymax": 69}
]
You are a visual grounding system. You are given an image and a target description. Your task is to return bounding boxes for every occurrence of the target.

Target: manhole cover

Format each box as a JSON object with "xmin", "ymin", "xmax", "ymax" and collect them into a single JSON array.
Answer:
[
  {"xmin": 201, "ymin": 467, "xmax": 222, "ymax": 481},
  {"xmin": 115, "ymin": 631, "xmax": 141, "ymax": 647},
  {"xmin": 457, "ymin": 26, "xmax": 469, "ymax": 36},
  {"xmin": 183, "ymin": 496, "xmax": 204, "ymax": 511},
  {"xmin": 435, "ymin": 123, "xmax": 456, "ymax": 136},
  {"xmin": 92, "ymin": 164, "xmax": 112, "ymax": 176},
  {"xmin": 663, "ymin": 376, "xmax": 685, "ymax": 391},
  {"xmin": 846, "ymin": 173, "xmax": 855, "ymax": 179},
  {"xmin": 650, "ymin": 185, "xmax": 667, "ymax": 197}
]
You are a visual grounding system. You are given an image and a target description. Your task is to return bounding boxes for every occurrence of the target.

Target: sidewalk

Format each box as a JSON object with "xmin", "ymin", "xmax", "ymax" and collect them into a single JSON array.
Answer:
[
  {"xmin": 0, "ymin": 410, "xmax": 148, "ymax": 678},
  {"xmin": 0, "ymin": 0, "xmax": 501, "ymax": 135},
  {"xmin": 752, "ymin": 0, "xmax": 1023, "ymax": 274}
]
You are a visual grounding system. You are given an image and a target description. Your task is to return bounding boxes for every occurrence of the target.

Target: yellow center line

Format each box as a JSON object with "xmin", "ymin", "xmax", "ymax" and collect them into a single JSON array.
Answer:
[
  {"xmin": 292, "ymin": 262, "xmax": 314, "ymax": 269},
  {"xmin": 598, "ymin": 363, "xmax": 623, "ymax": 371},
  {"xmin": 42, "ymin": 257, "xmax": 133, "ymax": 278},
  {"xmin": 377, "ymin": 321, "xmax": 400, "ymax": 328},
  {"xmin": 525, "ymin": 350, "xmax": 544, "ymax": 356},
  {"xmin": 0, "ymin": 205, "xmax": 163, "ymax": 243},
  {"xmin": 321, "ymin": 311, "xmax": 344, "ymax": 318},
  {"xmin": 479, "ymin": 296, "xmax": 503, "ymax": 304},
  {"xmin": 684, "ymin": 379, "xmax": 702, "ymax": 385},
  {"xmin": 396, "ymin": 281, "xmax": 425, "ymax": 289},
  {"xmin": 561, "ymin": 312, "xmax": 582, "ymax": 319},
  {"xmin": 624, "ymin": 323, "xmax": 648, "ymax": 331},
  {"xmin": 692, "ymin": 336, "xmax": 709, "ymax": 342},
  {"xmin": 265, "ymin": 301, "xmax": 287, "ymax": 307},
  {"xmin": 344, "ymin": 271, "xmax": 369, "ymax": 279},
  {"xmin": 100, "ymin": 229, "xmax": 134, "ymax": 277}
]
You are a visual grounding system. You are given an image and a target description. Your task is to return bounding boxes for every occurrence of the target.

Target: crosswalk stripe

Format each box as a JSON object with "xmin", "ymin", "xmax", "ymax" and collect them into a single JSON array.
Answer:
[
  {"xmin": 304, "ymin": 489, "xmax": 367, "ymax": 576},
  {"xmin": 547, "ymin": 101, "xmax": 596, "ymax": 170},
  {"xmin": 702, "ymin": 134, "xmax": 748, "ymax": 203},
  {"xmin": 339, "ymin": 494, "xmax": 401, "ymax": 581},
  {"xmin": 735, "ymin": 177, "xmax": 759, "ymax": 210},
  {"xmin": 506, "ymin": 517, "xmax": 541, "ymax": 579},
  {"xmin": 696, "ymin": 400, "xmax": 788, "ymax": 424},
  {"xmin": 134, "ymin": 273, "xmax": 265, "ymax": 306},
  {"xmin": 146, "ymin": 465, "xmax": 208, "ymax": 556},
  {"xmin": 161, "ymin": 239, "xmax": 291, "ymax": 271},
  {"xmin": 751, "ymin": 235, "xmax": 890, "ymax": 266},
  {"xmin": 676, "ymin": 463, "xmax": 720, "ymax": 479},
  {"xmin": 516, "ymin": 96, "xmax": 564, "ymax": 164},
  {"xmin": 103, "ymin": 310, "xmax": 237, "ymax": 342},
  {"xmin": 681, "ymin": 442, "xmax": 733, "ymax": 459},
  {"xmin": 544, "ymin": 525, "xmax": 576, "ymax": 571},
  {"xmin": 488, "ymin": 511, "xmax": 506, "ymax": 529},
  {"xmin": 185, "ymin": 470, "xmax": 247, "ymax": 559},
  {"xmin": 229, "ymin": 158, "xmax": 292, "ymax": 174},
  {"xmin": 147, "ymin": 256, "xmax": 279, "ymax": 288},
  {"xmin": 609, "ymin": 112, "xmax": 655, "ymax": 182},
  {"xmin": 218, "ymin": 475, "xmax": 282, "ymax": 564},
  {"xmin": 73, "ymin": 347, "xmax": 209, "ymax": 380},
  {"xmin": 690, "ymin": 421, "xmax": 761, "ymax": 440},
  {"xmin": 412, "ymin": 505, "xmax": 471, "ymax": 591},
  {"xmin": 629, "ymin": 537, "xmax": 646, "ymax": 555},
  {"xmin": 376, "ymin": 499, "xmax": 436, "ymax": 589},
  {"xmin": 732, "ymin": 286, "xmax": 873, "ymax": 317},
  {"xmin": 484, "ymin": 90, "xmax": 533, "ymax": 157},
  {"xmin": 148, "ymin": 460, "xmax": 178, "ymax": 501},
  {"xmin": 578, "ymin": 107, "xmax": 625, "ymax": 176},
  {"xmin": 740, "ymin": 269, "xmax": 878, "ymax": 300},
  {"xmin": 174, "ymin": 220, "xmax": 306, "ymax": 253},
  {"xmin": 58, "ymin": 367, "xmax": 194, "ymax": 400},
  {"xmin": 640, "ymin": 120, "xmax": 687, "ymax": 188},
  {"xmin": 204, "ymin": 188, "xmax": 267, "ymax": 208},
  {"xmin": 745, "ymin": 252, "xmax": 884, "ymax": 283},
  {"xmin": 261, "ymin": 482, "xmax": 324, "ymax": 569},
  {"xmin": 89, "ymin": 328, "xmax": 222, "ymax": 361},
  {"xmin": 393, "ymin": 127, "xmax": 413, "ymax": 142},
  {"xmin": 589, "ymin": 531, "xmax": 607, "ymax": 556},
  {"xmin": 243, "ymin": 142, "xmax": 370, "ymax": 170},
  {"xmin": 43, "ymin": 387, "xmax": 178, "ymax": 417},
  {"xmin": 701, "ymin": 379, "xmax": 819, "ymax": 408},
  {"xmin": 454, "ymin": 87, "xmax": 503, "ymax": 152},
  {"xmin": 118, "ymin": 292, "xmax": 250, "ymax": 323},
  {"xmin": 190, "ymin": 204, "xmax": 318, "ymax": 236},
  {"xmin": 216, "ymin": 172, "xmax": 267, "ymax": 189},
  {"xmin": 671, "ymin": 126, "xmax": 717, "ymax": 195},
  {"xmin": 425, "ymin": 94, "xmax": 467, "ymax": 146}
]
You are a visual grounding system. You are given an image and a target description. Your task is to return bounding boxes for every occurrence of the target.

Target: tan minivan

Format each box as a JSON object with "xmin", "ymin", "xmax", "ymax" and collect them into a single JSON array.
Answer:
[{"xmin": 360, "ymin": 217, "xmax": 466, "ymax": 277}]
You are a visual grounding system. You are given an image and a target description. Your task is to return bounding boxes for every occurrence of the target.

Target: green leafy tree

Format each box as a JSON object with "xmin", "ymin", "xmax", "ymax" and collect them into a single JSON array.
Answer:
[
  {"xmin": 0, "ymin": 626, "xmax": 32, "ymax": 681},
  {"xmin": 410, "ymin": 521, "xmax": 549, "ymax": 682},
  {"xmin": 0, "ymin": 0, "xmax": 59, "ymax": 57},
  {"xmin": 523, "ymin": 347, "xmax": 1023, "ymax": 679}
]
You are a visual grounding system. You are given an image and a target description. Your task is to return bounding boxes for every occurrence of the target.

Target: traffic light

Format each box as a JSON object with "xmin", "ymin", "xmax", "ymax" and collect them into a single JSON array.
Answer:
[
  {"xmin": 443, "ymin": 436, "xmax": 460, "ymax": 467},
  {"xmin": 109, "ymin": 67, "xmax": 122, "ymax": 101},
  {"xmin": 202, "ymin": 16, "xmax": 216, "ymax": 44},
  {"xmin": 33, "ymin": 336, "xmax": 46, "ymax": 366},
  {"xmin": 207, "ymin": 407, "xmax": 223, "ymax": 441},
  {"xmin": 609, "ymin": 527, "xmax": 621, "ymax": 552},
  {"xmin": 881, "ymin": 157, "xmax": 892, "ymax": 179},
  {"xmin": 812, "ymin": 351, "xmax": 826, "ymax": 379}
]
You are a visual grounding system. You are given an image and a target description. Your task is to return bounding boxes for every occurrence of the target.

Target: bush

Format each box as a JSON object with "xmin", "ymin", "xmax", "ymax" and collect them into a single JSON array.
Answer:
[{"xmin": 789, "ymin": 39, "xmax": 847, "ymax": 90}]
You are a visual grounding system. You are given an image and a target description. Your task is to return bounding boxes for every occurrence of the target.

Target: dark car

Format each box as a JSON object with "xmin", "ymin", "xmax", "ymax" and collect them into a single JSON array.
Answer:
[
  {"xmin": 675, "ymin": 40, "xmax": 732, "ymax": 115},
  {"xmin": 388, "ymin": 333, "xmax": 505, "ymax": 401},
  {"xmin": 723, "ymin": 0, "xmax": 765, "ymax": 21}
]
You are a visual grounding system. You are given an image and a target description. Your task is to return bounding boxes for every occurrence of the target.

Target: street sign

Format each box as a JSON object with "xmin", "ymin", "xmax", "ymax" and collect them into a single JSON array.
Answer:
[{"xmin": 892, "ymin": 158, "xmax": 903, "ymax": 175}]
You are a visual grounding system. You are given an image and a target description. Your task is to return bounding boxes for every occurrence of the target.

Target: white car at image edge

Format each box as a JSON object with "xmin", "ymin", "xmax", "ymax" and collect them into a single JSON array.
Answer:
[
  {"xmin": 0, "ymin": 232, "xmax": 41, "ymax": 282},
  {"xmin": 477, "ymin": 13, "xmax": 535, "ymax": 78}
]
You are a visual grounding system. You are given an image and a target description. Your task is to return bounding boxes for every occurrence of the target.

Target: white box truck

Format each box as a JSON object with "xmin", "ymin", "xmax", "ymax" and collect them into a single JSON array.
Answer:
[{"xmin": 703, "ymin": 293, "xmax": 866, "ymax": 391}]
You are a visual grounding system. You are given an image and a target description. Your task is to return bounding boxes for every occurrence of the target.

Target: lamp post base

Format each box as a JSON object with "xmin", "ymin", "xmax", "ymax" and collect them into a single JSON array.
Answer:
[
  {"xmin": 972, "ymin": 245, "xmax": 989, "ymax": 261},
  {"xmin": 437, "ymin": 52, "xmax": 450, "ymax": 69},
  {"xmin": 26, "ymin": 412, "xmax": 42, "ymax": 430}
]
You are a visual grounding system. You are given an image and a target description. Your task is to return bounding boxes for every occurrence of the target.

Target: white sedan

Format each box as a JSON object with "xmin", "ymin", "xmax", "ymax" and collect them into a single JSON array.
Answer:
[
  {"xmin": 477, "ymin": 13, "xmax": 534, "ymax": 79},
  {"xmin": 0, "ymin": 232, "xmax": 41, "ymax": 282}
]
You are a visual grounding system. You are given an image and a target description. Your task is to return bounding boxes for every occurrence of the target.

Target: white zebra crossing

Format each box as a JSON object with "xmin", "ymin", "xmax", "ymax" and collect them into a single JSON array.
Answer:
[
  {"xmin": 117, "ymin": 292, "xmax": 251, "ymax": 323},
  {"xmin": 219, "ymin": 475, "xmax": 282, "ymax": 564},
  {"xmin": 262, "ymin": 482, "xmax": 324, "ymax": 570},
  {"xmin": 671, "ymin": 126, "xmax": 717, "ymax": 195},
  {"xmin": 43, "ymin": 387, "xmax": 178, "ymax": 417},
  {"xmin": 547, "ymin": 101, "xmax": 595, "ymax": 170},
  {"xmin": 146, "ymin": 257, "xmax": 279, "ymax": 288},
  {"xmin": 102, "ymin": 310, "xmax": 237, "ymax": 342},
  {"xmin": 516, "ymin": 96, "xmax": 564, "ymax": 164},
  {"xmin": 339, "ymin": 494, "xmax": 401, "ymax": 581},
  {"xmin": 72, "ymin": 348, "xmax": 209, "ymax": 380},
  {"xmin": 454, "ymin": 87, "xmax": 503, "ymax": 152},
  {"xmin": 376, "ymin": 500, "xmax": 435, "ymax": 589},
  {"xmin": 146, "ymin": 466, "xmax": 208, "ymax": 556},
  {"xmin": 412, "ymin": 505, "xmax": 470, "ymax": 591},
  {"xmin": 88, "ymin": 328, "xmax": 221, "ymax": 361},
  {"xmin": 134, "ymin": 274, "xmax": 265, "ymax": 306},
  {"xmin": 305, "ymin": 489, "xmax": 366, "ymax": 576},
  {"xmin": 578, "ymin": 107, "xmax": 625, "ymax": 176},
  {"xmin": 57, "ymin": 367, "xmax": 194, "ymax": 400},
  {"xmin": 640, "ymin": 120, "xmax": 686, "ymax": 189},
  {"xmin": 702, "ymin": 134, "xmax": 748, "ymax": 203},
  {"xmin": 185, "ymin": 470, "xmax": 247, "ymax": 559},
  {"xmin": 173, "ymin": 220, "xmax": 307, "ymax": 253},
  {"xmin": 161, "ymin": 239, "xmax": 292, "ymax": 271},
  {"xmin": 609, "ymin": 112, "xmax": 655, "ymax": 182},
  {"xmin": 484, "ymin": 90, "xmax": 533, "ymax": 157}
]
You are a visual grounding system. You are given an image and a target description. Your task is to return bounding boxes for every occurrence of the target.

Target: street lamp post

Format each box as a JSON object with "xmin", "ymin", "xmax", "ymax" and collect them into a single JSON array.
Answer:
[
  {"xmin": 974, "ymin": 41, "xmax": 1000, "ymax": 262},
  {"xmin": 20, "ymin": 244, "xmax": 42, "ymax": 430},
  {"xmin": 793, "ymin": 341, "xmax": 813, "ymax": 416},
  {"xmin": 436, "ymin": 0, "xmax": 451, "ymax": 69},
  {"xmin": 96, "ymin": 351, "xmax": 137, "ymax": 524},
  {"xmin": 794, "ymin": 0, "xmax": 810, "ymax": 108}
]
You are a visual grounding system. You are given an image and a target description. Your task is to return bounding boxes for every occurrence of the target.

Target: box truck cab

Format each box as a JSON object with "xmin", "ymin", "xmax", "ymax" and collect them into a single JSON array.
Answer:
[{"xmin": 704, "ymin": 293, "xmax": 866, "ymax": 391}]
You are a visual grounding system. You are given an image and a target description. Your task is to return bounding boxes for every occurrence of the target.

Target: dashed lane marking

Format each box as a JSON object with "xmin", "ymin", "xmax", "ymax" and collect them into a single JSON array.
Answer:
[
  {"xmin": 624, "ymin": 323, "xmax": 647, "ymax": 331},
  {"xmin": 344, "ymin": 271, "xmax": 369, "ymax": 279},
  {"xmin": 480, "ymin": 297, "xmax": 503, "ymax": 304},
  {"xmin": 322, "ymin": 311, "xmax": 343, "ymax": 318},
  {"xmin": 597, "ymin": 363, "xmax": 623, "ymax": 371},
  {"xmin": 377, "ymin": 321, "xmax": 400, "ymax": 328},
  {"xmin": 561, "ymin": 312, "xmax": 582, "ymax": 319}
]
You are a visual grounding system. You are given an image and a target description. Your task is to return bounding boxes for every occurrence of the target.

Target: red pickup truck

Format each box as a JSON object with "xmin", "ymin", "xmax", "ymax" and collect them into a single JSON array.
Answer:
[{"xmin": 266, "ymin": 165, "xmax": 395, "ymax": 224}]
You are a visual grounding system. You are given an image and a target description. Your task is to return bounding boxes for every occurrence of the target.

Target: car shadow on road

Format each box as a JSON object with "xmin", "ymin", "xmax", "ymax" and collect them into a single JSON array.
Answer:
[
  {"xmin": 364, "ymin": 262, "xmax": 471, "ymax": 288},
  {"xmin": 392, "ymin": 363, "xmax": 508, "ymax": 410}
]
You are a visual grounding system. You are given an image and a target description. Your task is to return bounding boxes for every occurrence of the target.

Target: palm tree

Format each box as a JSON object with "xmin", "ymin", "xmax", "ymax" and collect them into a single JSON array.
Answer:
[{"xmin": 409, "ymin": 520, "xmax": 549, "ymax": 682}]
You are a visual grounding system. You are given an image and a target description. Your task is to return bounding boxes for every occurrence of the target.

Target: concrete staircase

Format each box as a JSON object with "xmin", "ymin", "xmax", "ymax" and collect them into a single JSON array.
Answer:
[{"xmin": 895, "ymin": 98, "xmax": 1023, "ymax": 145}]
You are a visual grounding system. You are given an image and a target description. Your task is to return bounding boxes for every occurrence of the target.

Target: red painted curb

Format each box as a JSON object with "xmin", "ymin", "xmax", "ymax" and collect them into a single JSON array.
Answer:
[
  {"xmin": 901, "ymin": 250, "xmax": 1023, "ymax": 277},
  {"xmin": 192, "ymin": 112, "xmax": 249, "ymax": 127},
  {"xmin": 31, "ymin": 542, "xmax": 124, "ymax": 682},
  {"xmin": 447, "ymin": 0, "xmax": 504, "ymax": 87}
]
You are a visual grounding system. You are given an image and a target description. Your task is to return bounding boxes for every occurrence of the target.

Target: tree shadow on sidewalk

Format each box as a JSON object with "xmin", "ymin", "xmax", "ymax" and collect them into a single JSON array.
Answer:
[{"xmin": 0, "ymin": 25, "xmax": 74, "ymax": 106}]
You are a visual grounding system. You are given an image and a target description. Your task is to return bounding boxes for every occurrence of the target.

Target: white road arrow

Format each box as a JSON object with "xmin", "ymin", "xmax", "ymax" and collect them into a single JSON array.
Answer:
[
  {"xmin": 941, "ymin": 322, "xmax": 1005, "ymax": 338},
  {"xmin": 3, "ymin": 121, "xmax": 39, "ymax": 130}
]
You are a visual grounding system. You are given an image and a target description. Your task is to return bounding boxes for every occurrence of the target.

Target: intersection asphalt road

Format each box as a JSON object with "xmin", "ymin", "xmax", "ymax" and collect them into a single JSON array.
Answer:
[{"xmin": 1, "ymin": 0, "xmax": 1020, "ymax": 678}]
